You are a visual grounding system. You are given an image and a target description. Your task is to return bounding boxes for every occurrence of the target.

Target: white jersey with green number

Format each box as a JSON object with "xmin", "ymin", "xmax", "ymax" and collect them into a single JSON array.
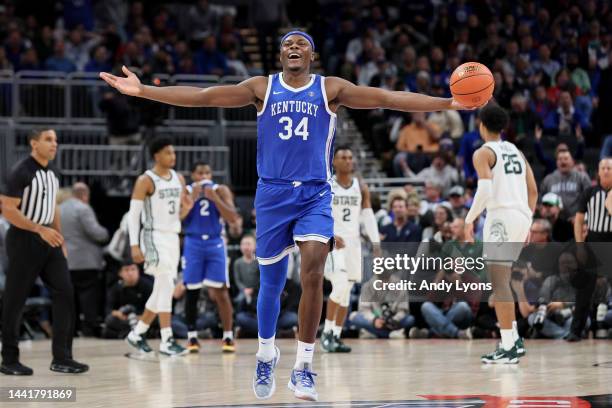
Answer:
[
  {"xmin": 331, "ymin": 176, "xmax": 362, "ymax": 238},
  {"xmin": 142, "ymin": 169, "xmax": 182, "ymax": 234},
  {"xmin": 483, "ymin": 140, "xmax": 531, "ymax": 219}
]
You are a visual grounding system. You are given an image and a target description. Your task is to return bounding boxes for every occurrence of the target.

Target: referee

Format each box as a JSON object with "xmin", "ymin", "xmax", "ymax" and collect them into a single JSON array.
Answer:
[
  {"xmin": 0, "ymin": 129, "xmax": 88, "ymax": 375},
  {"xmin": 569, "ymin": 157, "xmax": 612, "ymax": 341}
]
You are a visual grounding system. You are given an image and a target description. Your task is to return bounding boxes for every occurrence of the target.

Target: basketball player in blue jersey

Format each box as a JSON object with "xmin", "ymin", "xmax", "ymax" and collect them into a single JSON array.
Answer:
[
  {"xmin": 181, "ymin": 162, "xmax": 239, "ymax": 353},
  {"xmin": 101, "ymin": 30, "xmax": 468, "ymax": 402}
]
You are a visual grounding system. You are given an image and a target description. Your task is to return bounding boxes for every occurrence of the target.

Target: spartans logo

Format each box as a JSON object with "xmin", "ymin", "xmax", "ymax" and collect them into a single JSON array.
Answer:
[{"xmin": 489, "ymin": 220, "xmax": 508, "ymax": 244}]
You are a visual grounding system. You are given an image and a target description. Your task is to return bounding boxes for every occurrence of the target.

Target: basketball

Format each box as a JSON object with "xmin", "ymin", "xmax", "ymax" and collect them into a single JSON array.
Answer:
[{"xmin": 450, "ymin": 62, "xmax": 494, "ymax": 108}]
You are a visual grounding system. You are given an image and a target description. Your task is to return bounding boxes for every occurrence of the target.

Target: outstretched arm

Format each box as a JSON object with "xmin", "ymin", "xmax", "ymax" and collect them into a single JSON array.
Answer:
[
  {"xmin": 100, "ymin": 66, "xmax": 265, "ymax": 108},
  {"xmin": 326, "ymin": 76, "xmax": 468, "ymax": 112}
]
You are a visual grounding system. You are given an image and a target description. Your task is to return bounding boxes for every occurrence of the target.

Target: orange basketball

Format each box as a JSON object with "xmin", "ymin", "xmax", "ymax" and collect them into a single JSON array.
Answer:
[{"xmin": 449, "ymin": 62, "xmax": 494, "ymax": 108}]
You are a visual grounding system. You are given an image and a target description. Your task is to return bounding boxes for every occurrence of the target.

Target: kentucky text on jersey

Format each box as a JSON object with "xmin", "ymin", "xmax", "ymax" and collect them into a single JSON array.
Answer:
[
  {"xmin": 257, "ymin": 73, "xmax": 336, "ymax": 182},
  {"xmin": 270, "ymin": 101, "xmax": 319, "ymax": 117}
]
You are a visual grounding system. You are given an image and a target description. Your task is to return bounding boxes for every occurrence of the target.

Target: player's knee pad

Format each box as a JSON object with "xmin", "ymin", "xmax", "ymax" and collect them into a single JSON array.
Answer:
[
  {"xmin": 145, "ymin": 274, "xmax": 174, "ymax": 313},
  {"xmin": 330, "ymin": 278, "xmax": 353, "ymax": 307}
]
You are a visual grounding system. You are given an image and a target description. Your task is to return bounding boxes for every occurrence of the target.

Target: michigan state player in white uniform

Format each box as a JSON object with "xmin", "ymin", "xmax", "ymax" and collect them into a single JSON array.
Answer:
[
  {"xmin": 464, "ymin": 104, "xmax": 538, "ymax": 364},
  {"xmin": 125, "ymin": 137, "xmax": 194, "ymax": 357},
  {"xmin": 101, "ymin": 30, "xmax": 469, "ymax": 402},
  {"xmin": 322, "ymin": 146, "xmax": 380, "ymax": 353}
]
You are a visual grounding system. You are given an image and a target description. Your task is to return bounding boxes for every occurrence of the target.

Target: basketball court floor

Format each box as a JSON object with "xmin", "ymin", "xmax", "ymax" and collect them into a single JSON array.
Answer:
[{"xmin": 2, "ymin": 338, "xmax": 612, "ymax": 407}]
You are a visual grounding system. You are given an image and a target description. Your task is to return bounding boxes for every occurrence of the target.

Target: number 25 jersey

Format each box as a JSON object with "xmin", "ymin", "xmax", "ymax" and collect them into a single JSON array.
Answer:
[
  {"xmin": 257, "ymin": 73, "xmax": 336, "ymax": 183},
  {"xmin": 483, "ymin": 140, "xmax": 531, "ymax": 219}
]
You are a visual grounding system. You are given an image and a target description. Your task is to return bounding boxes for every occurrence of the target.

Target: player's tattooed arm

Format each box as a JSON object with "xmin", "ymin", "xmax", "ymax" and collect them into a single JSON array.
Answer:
[
  {"xmin": 100, "ymin": 66, "xmax": 268, "ymax": 108},
  {"xmin": 325, "ymin": 76, "xmax": 468, "ymax": 112}
]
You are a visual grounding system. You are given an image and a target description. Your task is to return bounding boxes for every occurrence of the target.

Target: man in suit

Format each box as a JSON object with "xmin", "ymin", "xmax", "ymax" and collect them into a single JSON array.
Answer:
[{"xmin": 60, "ymin": 182, "xmax": 109, "ymax": 336}]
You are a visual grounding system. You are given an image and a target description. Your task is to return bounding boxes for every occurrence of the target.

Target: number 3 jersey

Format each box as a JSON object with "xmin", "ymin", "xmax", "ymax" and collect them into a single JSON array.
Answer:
[
  {"xmin": 142, "ymin": 169, "xmax": 182, "ymax": 234},
  {"xmin": 331, "ymin": 176, "xmax": 362, "ymax": 238},
  {"xmin": 182, "ymin": 181, "xmax": 223, "ymax": 240},
  {"xmin": 483, "ymin": 140, "xmax": 531, "ymax": 219},
  {"xmin": 257, "ymin": 73, "xmax": 336, "ymax": 182}
]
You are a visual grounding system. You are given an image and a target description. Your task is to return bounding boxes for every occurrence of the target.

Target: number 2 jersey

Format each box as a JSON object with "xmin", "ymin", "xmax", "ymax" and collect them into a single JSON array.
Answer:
[
  {"xmin": 142, "ymin": 169, "xmax": 182, "ymax": 234},
  {"xmin": 182, "ymin": 180, "xmax": 223, "ymax": 241},
  {"xmin": 257, "ymin": 73, "xmax": 336, "ymax": 183},
  {"xmin": 483, "ymin": 140, "xmax": 531, "ymax": 219},
  {"xmin": 331, "ymin": 176, "xmax": 362, "ymax": 239}
]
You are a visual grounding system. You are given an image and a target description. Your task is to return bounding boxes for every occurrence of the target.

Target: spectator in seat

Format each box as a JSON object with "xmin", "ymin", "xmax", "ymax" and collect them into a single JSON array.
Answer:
[
  {"xmin": 448, "ymin": 185, "xmax": 468, "ymax": 219},
  {"xmin": 393, "ymin": 112, "xmax": 441, "ymax": 176},
  {"xmin": 349, "ymin": 270, "xmax": 415, "ymax": 339},
  {"xmin": 379, "ymin": 196, "xmax": 421, "ymax": 243},
  {"xmin": 530, "ymin": 85, "xmax": 553, "ymax": 124},
  {"xmin": 65, "ymin": 28, "xmax": 99, "ymax": 71},
  {"xmin": 539, "ymin": 193, "xmax": 573, "ymax": 242},
  {"xmin": 543, "ymin": 91, "xmax": 589, "ymax": 138},
  {"xmin": 415, "ymin": 153, "xmax": 459, "ymax": 196},
  {"xmin": 415, "ymin": 266, "xmax": 480, "ymax": 340},
  {"xmin": 61, "ymin": 182, "xmax": 109, "ymax": 336},
  {"xmin": 103, "ymin": 263, "xmax": 152, "ymax": 339},
  {"xmin": 44, "ymin": 40, "xmax": 76, "ymax": 73},
  {"xmin": 233, "ymin": 235, "xmax": 259, "ymax": 305},
  {"xmin": 507, "ymin": 93, "xmax": 539, "ymax": 144},
  {"xmin": 427, "ymin": 108, "xmax": 464, "ymax": 140},
  {"xmin": 528, "ymin": 252, "xmax": 581, "ymax": 339},
  {"xmin": 194, "ymin": 35, "xmax": 228, "ymax": 76},
  {"xmin": 185, "ymin": 0, "xmax": 220, "ymax": 42},
  {"xmin": 84, "ymin": 45, "xmax": 111, "ymax": 73},
  {"xmin": 457, "ymin": 117, "xmax": 483, "ymax": 186},
  {"xmin": 540, "ymin": 148, "xmax": 591, "ymax": 220}
]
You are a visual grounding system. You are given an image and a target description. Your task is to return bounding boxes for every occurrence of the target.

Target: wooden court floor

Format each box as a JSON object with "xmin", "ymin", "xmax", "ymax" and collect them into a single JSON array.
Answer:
[{"xmin": 1, "ymin": 338, "xmax": 612, "ymax": 407}]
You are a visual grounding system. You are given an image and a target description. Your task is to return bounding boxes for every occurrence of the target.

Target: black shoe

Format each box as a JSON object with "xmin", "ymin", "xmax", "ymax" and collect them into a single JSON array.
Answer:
[
  {"xmin": 0, "ymin": 362, "xmax": 33, "ymax": 375},
  {"xmin": 50, "ymin": 359, "xmax": 89, "ymax": 374},
  {"xmin": 565, "ymin": 332, "xmax": 582, "ymax": 342}
]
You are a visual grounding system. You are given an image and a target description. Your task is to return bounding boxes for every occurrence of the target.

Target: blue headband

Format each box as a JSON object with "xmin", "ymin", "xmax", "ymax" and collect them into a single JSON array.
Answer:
[{"xmin": 280, "ymin": 31, "xmax": 315, "ymax": 52}]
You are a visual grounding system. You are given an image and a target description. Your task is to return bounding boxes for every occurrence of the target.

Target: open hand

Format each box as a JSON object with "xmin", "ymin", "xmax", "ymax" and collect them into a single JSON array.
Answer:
[{"xmin": 99, "ymin": 66, "xmax": 143, "ymax": 96}]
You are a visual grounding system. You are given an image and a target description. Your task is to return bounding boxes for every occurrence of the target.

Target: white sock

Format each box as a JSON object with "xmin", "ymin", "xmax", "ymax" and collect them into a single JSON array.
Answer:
[
  {"xmin": 294, "ymin": 340, "xmax": 315, "ymax": 369},
  {"xmin": 161, "ymin": 327, "xmax": 173, "ymax": 343},
  {"xmin": 134, "ymin": 321, "xmax": 149, "ymax": 336},
  {"xmin": 223, "ymin": 330, "xmax": 233, "ymax": 340},
  {"xmin": 257, "ymin": 335, "xmax": 276, "ymax": 361},
  {"xmin": 188, "ymin": 330, "xmax": 198, "ymax": 340},
  {"xmin": 323, "ymin": 319, "xmax": 334, "ymax": 334},
  {"xmin": 512, "ymin": 321, "xmax": 519, "ymax": 341},
  {"xmin": 500, "ymin": 329, "xmax": 514, "ymax": 351},
  {"xmin": 332, "ymin": 325, "xmax": 342, "ymax": 338}
]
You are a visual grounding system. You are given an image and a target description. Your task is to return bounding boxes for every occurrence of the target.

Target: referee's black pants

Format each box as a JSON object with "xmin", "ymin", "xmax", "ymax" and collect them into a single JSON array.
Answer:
[{"xmin": 1, "ymin": 227, "xmax": 75, "ymax": 364}]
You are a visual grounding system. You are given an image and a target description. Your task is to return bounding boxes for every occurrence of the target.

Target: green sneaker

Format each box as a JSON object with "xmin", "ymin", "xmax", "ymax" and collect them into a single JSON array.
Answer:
[
  {"xmin": 159, "ymin": 337, "xmax": 188, "ymax": 356},
  {"xmin": 126, "ymin": 333, "xmax": 153, "ymax": 354},
  {"xmin": 481, "ymin": 345, "xmax": 519, "ymax": 364},
  {"xmin": 320, "ymin": 331, "xmax": 335, "ymax": 353},
  {"xmin": 516, "ymin": 337, "xmax": 525, "ymax": 357},
  {"xmin": 333, "ymin": 336, "xmax": 352, "ymax": 353}
]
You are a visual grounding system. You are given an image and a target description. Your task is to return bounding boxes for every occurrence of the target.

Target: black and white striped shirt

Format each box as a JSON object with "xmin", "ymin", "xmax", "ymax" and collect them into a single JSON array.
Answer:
[
  {"xmin": 578, "ymin": 184, "xmax": 612, "ymax": 240},
  {"xmin": 5, "ymin": 156, "xmax": 59, "ymax": 225}
]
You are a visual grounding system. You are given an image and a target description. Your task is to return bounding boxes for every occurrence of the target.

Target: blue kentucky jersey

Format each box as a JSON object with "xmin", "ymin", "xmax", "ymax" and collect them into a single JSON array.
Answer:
[
  {"xmin": 257, "ymin": 73, "xmax": 336, "ymax": 182},
  {"xmin": 183, "ymin": 181, "xmax": 223, "ymax": 240}
]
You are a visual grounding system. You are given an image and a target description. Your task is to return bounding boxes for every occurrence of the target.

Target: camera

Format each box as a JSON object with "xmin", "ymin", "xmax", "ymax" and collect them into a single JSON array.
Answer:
[{"xmin": 381, "ymin": 302, "xmax": 400, "ymax": 330}]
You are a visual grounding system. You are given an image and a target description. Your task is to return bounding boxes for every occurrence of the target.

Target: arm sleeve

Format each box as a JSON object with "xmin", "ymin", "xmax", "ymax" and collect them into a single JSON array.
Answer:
[
  {"xmin": 360, "ymin": 208, "xmax": 380, "ymax": 244},
  {"xmin": 127, "ymin": 200, "xmax": 143, "ymax": 246},
  {"xmin": 465, "ymin": 179, "xmax": 493, "ymax": 224}
]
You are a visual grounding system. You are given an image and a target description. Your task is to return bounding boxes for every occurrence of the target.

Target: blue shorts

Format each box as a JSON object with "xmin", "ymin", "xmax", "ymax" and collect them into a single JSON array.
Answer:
[
  {"xmin": 181, "ymin": 236, "xmax": 228, "ymax": 289},
  {"xmin": 255, "ymin": 179, "xmax": 334, "ymax": 265}
]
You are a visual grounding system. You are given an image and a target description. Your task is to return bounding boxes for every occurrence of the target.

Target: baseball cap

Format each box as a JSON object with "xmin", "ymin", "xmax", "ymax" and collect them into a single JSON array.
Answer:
[
  {"xmin": 449, "ymin": 185, "xmax": 465, "ymax": 197},
  {"xmin": 542, "ymin": 192, "xmax": 563, "ymax": 208}
]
